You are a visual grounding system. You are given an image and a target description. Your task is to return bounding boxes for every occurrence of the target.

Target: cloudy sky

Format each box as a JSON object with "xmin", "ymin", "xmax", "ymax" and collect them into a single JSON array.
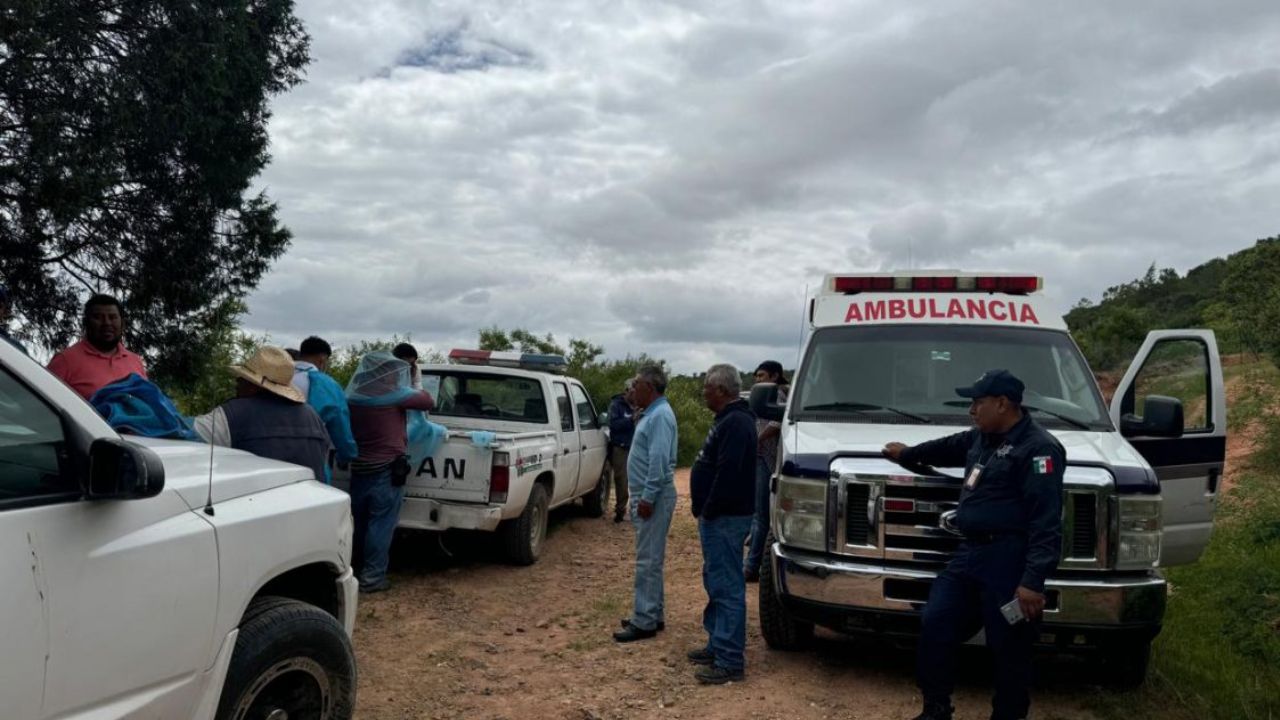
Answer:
[{"xmin": 244, "ymin": 0, "xmax": 1280, "ymax": 373}]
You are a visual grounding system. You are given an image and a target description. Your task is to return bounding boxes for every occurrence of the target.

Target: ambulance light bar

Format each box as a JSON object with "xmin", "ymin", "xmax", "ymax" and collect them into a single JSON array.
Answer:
[
  {"xmin": 448, "ymin": 349, "xmax": 568, "ymax": 373},
  {"xmin": 831, "ymin": 275, "xmax": 1041, "ymax": 295}
]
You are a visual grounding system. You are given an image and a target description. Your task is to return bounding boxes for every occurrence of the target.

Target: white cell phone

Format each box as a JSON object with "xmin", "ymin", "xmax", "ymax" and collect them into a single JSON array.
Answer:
[{"xmin": 999, "ymin": 597, "xmax": 1026, "ymax": 625}]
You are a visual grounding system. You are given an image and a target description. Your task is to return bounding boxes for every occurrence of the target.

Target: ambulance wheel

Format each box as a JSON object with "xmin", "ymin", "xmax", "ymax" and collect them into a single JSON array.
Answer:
[
  {"xmin": 1104, "ymin": 638, "xmax": 1152, "ymax": 688},
  {"xmin": 582, "ymin": 461, "xmax": 608, "ymax": 518},
  {"xmin": 758, "ymin": 536, "xmax": 813, "ymax": 650},
  {"xmin": 501, "ymin": 483, "xmax": 548, "ymax": 566}
]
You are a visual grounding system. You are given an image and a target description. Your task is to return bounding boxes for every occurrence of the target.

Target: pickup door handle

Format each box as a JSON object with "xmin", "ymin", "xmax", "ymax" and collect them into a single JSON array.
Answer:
[
  {"xmin": 581, "ymin": 445, "xmax": 587, "ymax": 451},
  {"xmin": 563, "ymin": 448, "xmax": 570, "ymax": 455}
]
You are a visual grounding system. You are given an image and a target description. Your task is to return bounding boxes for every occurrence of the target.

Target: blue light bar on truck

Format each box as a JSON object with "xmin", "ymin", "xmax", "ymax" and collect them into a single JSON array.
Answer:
[{"xmin": 448, "ymin": 349, "xmax": 568, "ymax": 373}]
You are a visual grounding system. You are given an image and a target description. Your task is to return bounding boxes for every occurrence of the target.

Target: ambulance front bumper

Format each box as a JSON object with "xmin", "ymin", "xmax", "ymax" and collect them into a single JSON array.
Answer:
[
  {"xmin": 773, "ymin": 544, "xmax": 1166, "ymax": 630},
  {"xmin": 399, "ymin": 497, "xmax": 503, "ymax": 532}
]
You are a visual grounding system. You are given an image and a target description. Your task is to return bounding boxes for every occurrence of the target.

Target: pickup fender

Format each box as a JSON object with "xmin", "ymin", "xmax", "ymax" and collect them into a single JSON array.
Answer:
[{"xmin": 202, "ymin": 482, "xmax": 353, "ymax": 643}]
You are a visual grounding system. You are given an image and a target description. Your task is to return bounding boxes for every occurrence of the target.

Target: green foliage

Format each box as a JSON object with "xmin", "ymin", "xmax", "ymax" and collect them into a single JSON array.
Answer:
[
  {"xmin": 666, "ymin": 375, "xmax": 714, "ymax": 466},
  {"xmin": 0, "ymin": 0, "xmax": 310, "ymax": 393},
  {"xmin": 1067, "ymin": 238, "xmax": 1280, "ymax": 370}
]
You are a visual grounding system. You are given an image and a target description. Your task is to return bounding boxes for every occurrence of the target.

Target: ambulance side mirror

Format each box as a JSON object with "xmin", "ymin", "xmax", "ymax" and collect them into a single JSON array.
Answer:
[
  {"xmin": 750, "ymin": 383, "xmax": 784, "ymax": 422},
  {"xmin": 1120, "ymin": 395, "xmax": 1184, "ymax": 438}
]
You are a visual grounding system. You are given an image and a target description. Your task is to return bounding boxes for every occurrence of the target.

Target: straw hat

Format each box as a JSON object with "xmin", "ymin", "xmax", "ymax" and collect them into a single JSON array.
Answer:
[{"xmin": 231, "ymin": 346, "xmax": 305, "ymax": 403}]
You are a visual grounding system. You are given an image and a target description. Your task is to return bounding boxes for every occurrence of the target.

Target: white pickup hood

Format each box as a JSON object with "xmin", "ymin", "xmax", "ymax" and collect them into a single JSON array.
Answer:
[
  {"xmin": 785, "ymin": 421, "xmax": 1149, "ymax": 470},
  {"xmin": 130, "ymin": 437, "xmax": 317, "ymax": 510}
]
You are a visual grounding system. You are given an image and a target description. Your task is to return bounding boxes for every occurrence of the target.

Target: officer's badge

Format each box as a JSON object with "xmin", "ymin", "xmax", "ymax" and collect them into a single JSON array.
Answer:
[
  {"xmin": 1033, "ymin": 456, "xmax": 1054, "ymax": 474},
  {"xmin": 995, "ymin": 443, "xmax": 1013, "ymax": 458}
]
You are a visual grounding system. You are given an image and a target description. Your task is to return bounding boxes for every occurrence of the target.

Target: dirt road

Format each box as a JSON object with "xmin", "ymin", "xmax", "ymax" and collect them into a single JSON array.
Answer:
[{"xmin": 352, "ymin": 471, "xmax": 1107, "ymax": 720}]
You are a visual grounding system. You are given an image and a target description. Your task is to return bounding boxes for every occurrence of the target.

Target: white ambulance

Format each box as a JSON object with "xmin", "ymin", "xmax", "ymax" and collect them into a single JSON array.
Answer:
[{"xmin": 751, "ymin": 272, "xmax": 1225, "ymax": 685}]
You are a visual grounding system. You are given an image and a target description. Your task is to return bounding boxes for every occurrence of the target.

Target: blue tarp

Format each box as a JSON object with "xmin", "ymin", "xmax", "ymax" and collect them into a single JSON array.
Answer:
[{"xmin": 90, "ymin": 374, "xmax": 200, "ymax": 441}]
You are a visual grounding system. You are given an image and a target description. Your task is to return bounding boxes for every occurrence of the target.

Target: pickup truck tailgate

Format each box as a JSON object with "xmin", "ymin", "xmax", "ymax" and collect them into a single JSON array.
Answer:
[{"xmin": 406, "ymin": 437, "xmax": 493, "ymax": 503}]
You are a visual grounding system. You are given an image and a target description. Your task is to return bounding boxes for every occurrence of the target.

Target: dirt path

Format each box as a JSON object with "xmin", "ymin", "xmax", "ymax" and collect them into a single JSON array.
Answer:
[{"xmin": 352, "ymin": 471, "xmax": 1108, "ymax": 720}]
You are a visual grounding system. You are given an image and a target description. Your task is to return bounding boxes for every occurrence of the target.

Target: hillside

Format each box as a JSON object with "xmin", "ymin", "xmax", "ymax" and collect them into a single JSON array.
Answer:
[{"xmin": 1066, "ymin": 235, "xmax": 1280, "ymax": 370}]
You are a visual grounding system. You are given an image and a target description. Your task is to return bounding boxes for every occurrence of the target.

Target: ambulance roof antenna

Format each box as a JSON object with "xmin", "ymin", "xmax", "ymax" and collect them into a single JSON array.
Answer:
[
  {"xmin": 203, "ymin": 411, "xmax": 217, "ymax": 516},
  {"xmin": 794, "ymin": 283, "xmax": 808, "ymax": 372}
]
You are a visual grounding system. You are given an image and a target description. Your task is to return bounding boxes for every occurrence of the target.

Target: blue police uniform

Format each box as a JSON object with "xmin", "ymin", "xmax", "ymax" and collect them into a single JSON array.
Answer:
[{"xmin": 900, "ymin": 388, "xmax": 1066, "ymax": 720}]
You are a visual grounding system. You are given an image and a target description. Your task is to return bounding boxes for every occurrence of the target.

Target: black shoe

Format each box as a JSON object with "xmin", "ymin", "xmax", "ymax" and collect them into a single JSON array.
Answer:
[
  {"xmin": 686, "ymin": 648, "xmax": 715, "ymax": 665},
  {"xmin": 613, "ymin": 512, "xmax": 625, "ymax": 523},
  {"xmin": 359, "ymin": 578, "xmax": 391, "ymax": 594},
  {"xmin": 619, "ymin": 618, "xmax": 665, "ymax": 631},
  {"xmin": 613, "ymin": 625, "xmax": 658, "ymax": 643},
  {"xmin": 743, "ymin": 568, "xmax": 760, "ymax": 583},
  {"xmin": 911, "ymin": 701, "xmax": 954, "ymax": 720},
  {"xmin": 695, "ymin": 665, "xmax": 744, "ymax": 684}
]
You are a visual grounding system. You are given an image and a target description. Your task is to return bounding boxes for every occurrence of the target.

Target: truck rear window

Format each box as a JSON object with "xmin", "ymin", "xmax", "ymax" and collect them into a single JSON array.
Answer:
[
  {"xmin": 423, "ymin": 371, "xmax": 549, "ymax": 424},
  {"xmin": 792, "ymin": 325, "xmax": 1111, "ymax": 430}
]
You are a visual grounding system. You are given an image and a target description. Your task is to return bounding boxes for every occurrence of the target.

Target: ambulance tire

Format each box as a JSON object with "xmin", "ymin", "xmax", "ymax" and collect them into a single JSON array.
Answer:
[
  {"xmin": 1104, "ymin": 638, "xmax": 1152, "ymax": 688},
  {"xmin": 501, "ymin": 483, "xmax": 548, "ymax": 566},
  {"xmin": 758, "ymin": 535, "xmax": 813, "ymax": 650},
  {"xmin": 582, "ymin": 461, "xmax": 608, "ymax": 518}
]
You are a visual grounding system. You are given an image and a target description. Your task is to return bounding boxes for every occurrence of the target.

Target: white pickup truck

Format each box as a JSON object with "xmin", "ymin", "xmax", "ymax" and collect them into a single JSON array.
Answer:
[
  {"xmin": 339, "ymin": 349, "xmax": 610, "ymax": 565},
  {"xmin": 0, "ymin": 341, "xmax": 358, "ymax": 720}
]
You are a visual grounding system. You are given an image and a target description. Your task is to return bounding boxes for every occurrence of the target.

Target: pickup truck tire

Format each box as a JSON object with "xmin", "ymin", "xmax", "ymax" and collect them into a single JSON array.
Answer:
[
  {"xmin": 758, "ymin": 537, "xmax": 814, "ymax": 650},
  {"xmin": 582, "ymin": 461, "xmax": 609, "ymax": 518},
  {"xmin": 501, "ymin": 483, "xmax": 549, "ymax": 565},
  {"xmin": 216, "ymin": 596, "xmax": 357, "ymax": 720},
  {"xmin": 1103, "ymin": 638, "xmax": 1152, "ymax": 688}
]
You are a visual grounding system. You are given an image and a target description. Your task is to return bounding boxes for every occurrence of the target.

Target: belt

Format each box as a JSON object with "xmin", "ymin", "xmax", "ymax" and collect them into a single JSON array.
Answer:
[{"xmin": 964, "ymin": 531, "xmax": 1025, "ymax": 545}]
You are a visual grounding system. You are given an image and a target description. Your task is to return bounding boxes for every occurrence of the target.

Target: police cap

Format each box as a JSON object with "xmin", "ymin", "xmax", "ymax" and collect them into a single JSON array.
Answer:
[{"xmin": 955, "ymin": 369, "xmax": 1024, "ymax": 404}]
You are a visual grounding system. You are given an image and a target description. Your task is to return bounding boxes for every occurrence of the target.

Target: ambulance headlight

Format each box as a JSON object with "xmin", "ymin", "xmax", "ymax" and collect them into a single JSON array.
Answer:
[
  {"xmin": 1115, "ymin": 496, "xmax": 1162, "ymax": 570},
  {"xmin": 776, "ymin": 477, "xmax": 827, "ymax": 551}
]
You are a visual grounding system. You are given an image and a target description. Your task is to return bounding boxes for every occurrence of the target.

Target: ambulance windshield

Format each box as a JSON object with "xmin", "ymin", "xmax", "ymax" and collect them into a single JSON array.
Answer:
[{"xmin": 792, "ymin": 325, "xmax": 1112, "ymax": 430}]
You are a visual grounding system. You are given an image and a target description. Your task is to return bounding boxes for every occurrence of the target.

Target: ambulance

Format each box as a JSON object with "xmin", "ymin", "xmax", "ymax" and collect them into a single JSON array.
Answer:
[{"xmin": 750, "ymin": 272, "xmax": 1225, "ymax": 685}]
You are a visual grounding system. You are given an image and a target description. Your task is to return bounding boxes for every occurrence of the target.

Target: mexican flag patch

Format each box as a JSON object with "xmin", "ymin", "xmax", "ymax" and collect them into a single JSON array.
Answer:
[{"xmin": 1033, "ymin": 456, "xmax": 1054, "ymax": 474}]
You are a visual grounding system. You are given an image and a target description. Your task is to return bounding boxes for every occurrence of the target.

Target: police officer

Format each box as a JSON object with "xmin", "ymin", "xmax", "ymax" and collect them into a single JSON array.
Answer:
[{"xmin": 883, "ymin": 369, "xmax": 1065, "ymax": 720}]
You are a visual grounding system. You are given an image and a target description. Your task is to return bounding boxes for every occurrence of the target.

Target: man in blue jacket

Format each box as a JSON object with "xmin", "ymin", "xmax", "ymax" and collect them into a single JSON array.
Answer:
[
  {"xmin": 291, "ymin": 336, "xmax": 359, "ymax": 483},
  {"xmin": 687, "ymin": 363, "xmax": 757, "ymax": 684},
  {"xmin": 883, "ymin": 369, "xmax": 1065, "ymax": 720},
  {"xmin": 614, "ymin": 364, "xmax": 678, "ymax": 643},
  {"xmin": 607, "ymin": 379, "xmax": 637, "ymax": 522}
]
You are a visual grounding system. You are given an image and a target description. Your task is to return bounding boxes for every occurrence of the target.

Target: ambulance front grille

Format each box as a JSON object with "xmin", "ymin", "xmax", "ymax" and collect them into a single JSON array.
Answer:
[{"xmin": 879, "ymin": 482, "xmax": 963, "ymax": 566}]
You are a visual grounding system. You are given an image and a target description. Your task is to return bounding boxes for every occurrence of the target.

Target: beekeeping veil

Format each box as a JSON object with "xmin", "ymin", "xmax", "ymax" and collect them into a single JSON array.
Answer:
[{"xmin": 345, "ymin": 351, "xmax": 416, "ymax": 407}]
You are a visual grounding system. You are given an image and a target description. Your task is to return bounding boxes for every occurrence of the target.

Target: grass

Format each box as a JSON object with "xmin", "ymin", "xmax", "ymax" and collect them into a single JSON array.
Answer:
[{"xmin": 1092, "ymin": 358, "xmax": 1280, "ymax": 720}]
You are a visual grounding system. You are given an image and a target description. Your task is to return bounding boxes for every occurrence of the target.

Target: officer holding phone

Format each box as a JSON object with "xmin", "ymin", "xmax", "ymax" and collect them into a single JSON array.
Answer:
[{"xmin": 883, "ymin": 369, "xmax": 1066, "ymax": 720}]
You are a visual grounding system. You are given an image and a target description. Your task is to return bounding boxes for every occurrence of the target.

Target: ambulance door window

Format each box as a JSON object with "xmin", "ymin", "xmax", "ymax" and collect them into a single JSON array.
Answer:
[{"xmin": 1127, "ymin": 339, "xmax": 1210, "ymax": 433}]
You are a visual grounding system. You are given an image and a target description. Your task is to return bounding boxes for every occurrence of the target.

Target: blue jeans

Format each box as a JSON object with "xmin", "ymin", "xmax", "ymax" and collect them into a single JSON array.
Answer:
[
  {"xmin": 628, "ymin": 485, "xmax": 677, "ymax": 631},
  {"xmin": 349, "ymin": 467, "xmax": 405, "ymax": 588},
  {"xmin": 699, "ymin": 514, "xmax": 754, "ymax": 672},
  {"xmin": 744, "ymin": 456, "xmax": 772, "ymax": 573}
]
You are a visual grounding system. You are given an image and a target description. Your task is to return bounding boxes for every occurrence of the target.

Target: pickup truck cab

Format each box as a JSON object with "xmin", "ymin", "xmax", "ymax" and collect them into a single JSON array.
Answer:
[
  {"xmin": 0, "ymin": 341, "xmax": 358, "ymax": 719},
  {"xmin": 337, "ymin": 349, "xmax": 609, "ymax": 565},
  {"xmin": 752, "ymin": 272, "xmax": 1225, "ymax": 685}
]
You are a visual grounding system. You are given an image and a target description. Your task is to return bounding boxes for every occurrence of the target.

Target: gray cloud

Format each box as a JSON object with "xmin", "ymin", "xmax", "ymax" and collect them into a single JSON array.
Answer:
[{"xmin": 242, "ymin": 0, "xmax": 1280, "ymax": 372}]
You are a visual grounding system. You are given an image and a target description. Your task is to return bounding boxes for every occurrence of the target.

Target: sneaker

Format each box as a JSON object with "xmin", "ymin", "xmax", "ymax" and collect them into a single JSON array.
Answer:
[
  {"xmin": 695, "ymin": 665, "xmax": 744, "ymax": 685},
  {"xmin": 619, "ymin": 618, "xmax": 665, "ymax": 632},
  {"xmin": 359, "ymin": 578, "xmax": 391, "ymax": 594},
  {"xmin": 686, "ymin": 648, "xmax": 715, "ymax": 665}
]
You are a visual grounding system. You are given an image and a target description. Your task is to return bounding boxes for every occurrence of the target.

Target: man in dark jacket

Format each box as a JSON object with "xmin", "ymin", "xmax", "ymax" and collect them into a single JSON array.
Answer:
[
  {"xmin": 883, "ymin": 369, "xmax": 1065, "ymax": 720},
  {"xmin": 687, "ymin": 363, "xmax": 757, "ymax": 685},
  {"xmin": 606, "ymin": 380, "xmax": 637, "ymax": 522}
]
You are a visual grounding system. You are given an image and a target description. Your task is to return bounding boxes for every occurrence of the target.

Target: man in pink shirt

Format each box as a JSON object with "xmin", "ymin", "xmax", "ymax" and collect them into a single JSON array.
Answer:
[{"xmin": 48, "ymin": 294, "xmax": 148, "ymax": 400}]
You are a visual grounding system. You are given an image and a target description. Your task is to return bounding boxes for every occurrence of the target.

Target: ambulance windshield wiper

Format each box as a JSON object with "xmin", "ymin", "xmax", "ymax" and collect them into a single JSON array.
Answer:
[
  {"xmin": 1022, "ymin": 404, "xmax": 1091, "ymax": 431},
  {"xmin": 802, "ymin": 402, "xmax": 932, "ymax": 424}
]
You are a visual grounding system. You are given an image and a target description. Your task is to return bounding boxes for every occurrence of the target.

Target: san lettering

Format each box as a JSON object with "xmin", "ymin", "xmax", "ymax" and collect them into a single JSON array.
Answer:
[{"xmin": 416, "ymin": 456, "xmax": 467, "ymax": 479}]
